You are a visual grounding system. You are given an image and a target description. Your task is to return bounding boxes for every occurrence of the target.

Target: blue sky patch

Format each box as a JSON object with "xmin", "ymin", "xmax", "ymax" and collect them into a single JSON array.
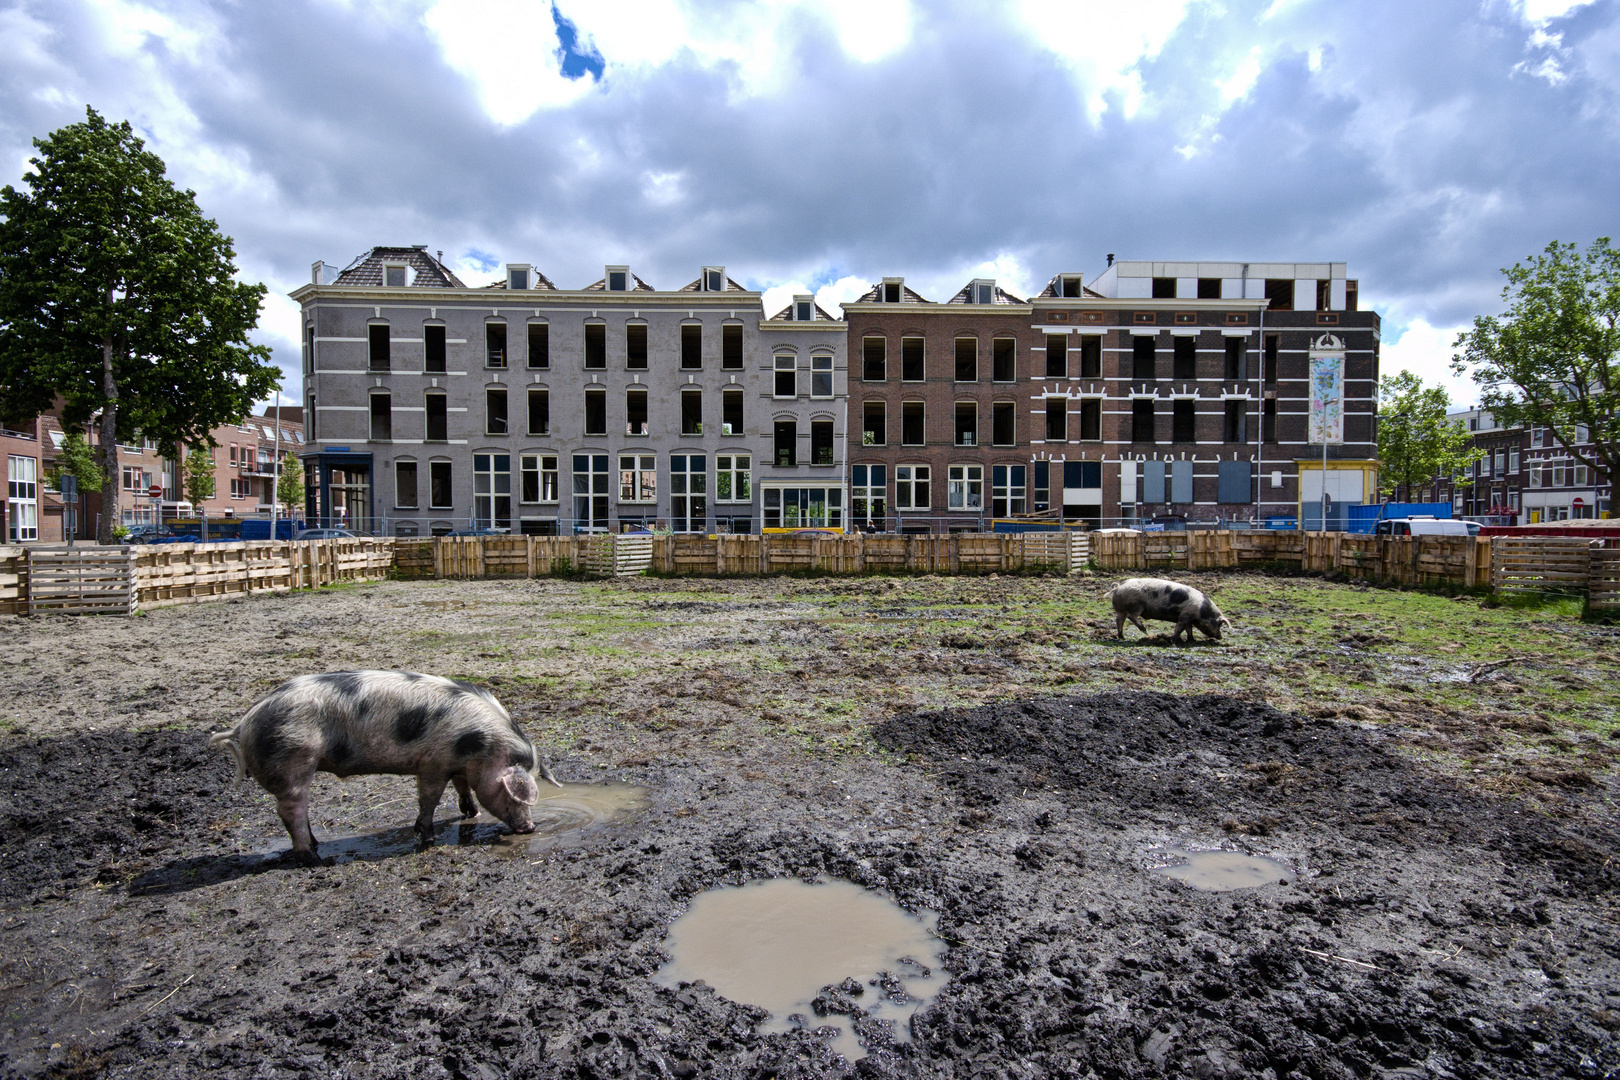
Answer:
[
  {"xmin": 553, "ymin": 4, "xmax": 604, "ymax": 82},
  {"xmin": 464, "ymin": 248, "xmax": 499, "ymax": 273}
]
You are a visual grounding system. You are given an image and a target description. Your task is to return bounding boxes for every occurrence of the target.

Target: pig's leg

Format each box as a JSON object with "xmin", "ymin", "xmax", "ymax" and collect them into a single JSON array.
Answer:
[
  {"xmin": 1129, "ymin": 612, "xmax": 1149, "ymax": 637},
  {"xmin": 1173, "ymin": 615, "xmax": 1193, "ymax": 645},
  {"xmin": 452, "ymin": 774, "xmax": 477, "ymax": 819},
  {"xmin": 273, "ymin": 782, "xmax": 322, "ymax": 866},
  {"xmin": 415, "ymin": 773, "xmax": 449, "ymax": 844},
  {"xmin": 1115, "ymin": 611, "xmax": 1127, "ymax": 638}
]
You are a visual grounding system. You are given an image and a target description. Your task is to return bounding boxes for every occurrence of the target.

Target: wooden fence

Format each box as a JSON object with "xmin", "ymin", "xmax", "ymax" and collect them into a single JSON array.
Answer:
[
  {"xmin": 26, "ymin": 547, "xmax": 138, "ymax": 615},
  {"xmin": 1091, "ymin": 530, "xmax": 1497, "ymax": 588}
]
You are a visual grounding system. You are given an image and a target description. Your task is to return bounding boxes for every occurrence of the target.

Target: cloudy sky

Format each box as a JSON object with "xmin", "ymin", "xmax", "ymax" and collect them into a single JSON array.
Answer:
[{"xmin": 3, "ymin": 0, "xmax": 1616, "ymax": 408}]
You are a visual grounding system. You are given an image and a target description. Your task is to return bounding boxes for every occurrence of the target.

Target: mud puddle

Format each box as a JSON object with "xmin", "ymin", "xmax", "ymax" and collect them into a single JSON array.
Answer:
[
  {"xmin": 654, "ymin": 877, "xmax": 947, "ymax": 1061},
  {"xmin": 1150, "ymin": 848, "xmax": 1295, "ymax": 891}
]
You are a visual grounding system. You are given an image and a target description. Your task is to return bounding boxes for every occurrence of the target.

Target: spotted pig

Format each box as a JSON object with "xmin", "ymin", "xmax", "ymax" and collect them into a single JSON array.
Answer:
[{"xmin": 1106, "ymin": 577, "xmax": 1232, "ymax": 645}]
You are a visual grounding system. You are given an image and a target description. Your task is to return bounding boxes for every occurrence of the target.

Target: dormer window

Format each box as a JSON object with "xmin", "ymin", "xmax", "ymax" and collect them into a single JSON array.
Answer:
[
  {"xmin": 971, "ymin": 279, "xmax": 995, "ymax": 304},
  {"xmin": 882, "ymin": 278, "xmax": 903, "ymax": 303},
  {"xmin": 703, "ymin": 266, "xmax": 725, "ymax": 292},
  {"xmin": 794, "ymin": 295, "xmax": 813, "ymax": 322},
  {"xmin": 606, "ymin": 266, "xmax": 629, "ymax": 292},
  {"xmin": 1060, "ymin": 275, "xmax": 1082, "ymax": 298},
  {"xmin": 384, "ymin": 264, "xmax": 408, "ymax": 288},
  {"xmin": 507, "ymin": 264, "xmax": 530, "ymax": 291}
]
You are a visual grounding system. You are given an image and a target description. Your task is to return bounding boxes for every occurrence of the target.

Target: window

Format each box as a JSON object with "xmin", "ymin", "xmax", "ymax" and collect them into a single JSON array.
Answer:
[
  {"xmin": 863, "ymin": 401, "xmax": 886, "ymax": 446},
  {"xmin": 774, "ymin": 421, "xmax": 797, "ymax": 467},
  {"xmin": 955, "ymin": 338, "xmax": 977, "ymax": 381},
  {"xmin": 716, "ymin": 454, "xmax": 751, "ymax": 502},
  {"xmin": 425, "ymin": 324, "xmax": 446, "ymax": 373},
  {"xmin": 811, "ymin": 355, "xmax": 833, "ymax": 398},
  {"xmin": 585, "ymin": 323, "xmax": 606, "ymax": 369},
  {"xmin": 1132, "ymin": 336, "xmax": 1156, "ymax": 380},
  {"xmin": 1060, "ymin": 275, "xmax": 1083, "ymax": 298},
  {"xmin": 1079, "ymin": 337, "xmax": 1101, "ymax": 379},
  {"xmin": 607, "ymin": 268, "xmax": 629, "ymax": 292},
  {"xmin": 1262, "ymin": 398, "xmax": 1277, "ymax": 442},
  {"xmin": 426, "ymin": 392, "xmax": 448, "ymax": 441},
  {"xmin": 1152, "ymin": 277, "xmax": 1175, "ymax": 299},
  {"xmin": 722, "ymin": 325, "xmax": 743, "ymax": 370},
  {"xmin": 385, "ymin": 264, "xmax": 407, "ymax": 288},
  {"xmin": 1132, "ymin": 399, "xmax": 1155, "ymax": 442},
  {"xmin": 1224, "ymin": 338, "xmax": 1245, "ymax": 381},
  {"xmin": 948, "ymin": 464, "xmax": 983, "ymax": 511},
  {"xmin": 1033, "ymin": 461, "xmax": 1049, "ymax": 512},
  {"xmin": 1046, "ymin": 398, "xmax": 1067, "ymax": 442},
  {"xmin": 619, "ymin": 454, "xmax": 656, "ymax": 502},
  {"xmin": 626, "ymin": 388, "xmax": 649, "ymax": 436},
  {"xmin": 993, "ymin": 402, "xmax": 1015, "ymax": 445},
  {"xmin": 774, "ymin": 355, "xmax": 797, "ymax": 398},
  {"xmin": 1494, "ymin": 450, "xmax": 1506, "ymax": 477},
  {"xmin": 1197, "ymin": 278, "xmax": 1221, "ymax": 299},
  {"xmin": 368, "ymin": 324, "xmax": 390, "ymax": 372},
  {"xmin": 573, "ymin": 453, "xmax": 610, "ymax": 529},
  {"xmin": 884, "ymin": 281, "xmax": 903, "ymax": 303},
  {"xmin": 992, "ymin": 464, "xmax": 1026, "ymax": 517},
  {"xmin": 370, "ymin": 392, "xmax": 392, "ymax": 441},
  {"xmin": 863, "ymin": 337, "xmax": 886, "ymax": 381},
  {"xmin": 851, "ymin": 465, "xmax": 886, "ymax": 529},
  {"xmin": 670, "ymin": 454, "xmax": 707, "ymax": 531},
  {"xmin": 1045, "ymin": 335, "xmax": 1066, "ymax": 378},
  {"xmin": 993, "ymin": 338, "xmax": 1016, "ymax": 382},
  {"xmin": 527, "ymin": 388, "xmax": 549, "ymax": 436},
  {"xmin": 902, "ymin": 402, "xmax": 925, "ymax": 445},
  {"xmin": 795, "ymin": 298, "xmax": 813, "ymax": 322},
  {"xmin": 1316, "ymin": 280, "xmax": 1332, "ymax": 311},
  {"xmin": 229, "ymin": 443, "xmax": 238, "ymax": 465},
  {"xmin": 763, "ymin": 485, "xmax": 842, "ymax": 528},
  {"xmin": 520, "ymin": 453, "xmax": 559, "ymax": 503},
  {"xmin": 811, "ymin": 421, "xmax": 834, "ymax": 465},
  {"xmin": 473, "ymin": 454, "xmax": 511, "ymax": 528},
  {"xmin": 902, "ymin": 337, "xmax": 925, "ymax": 381},
  {"xmin": 486, "ymin": 388, "xmax": 507, "ymax": 435},
  {"xmin": 1264, "ymin": 279, "xmax": 1294, "ymax": 311},
  {"xmin": 520, "ymin": 323, "xmax": 547, "ymax": 368},
  {"xmin": 304, "ymin": 326, "xmax": 315, "ymax": 376},
  {"xmin": 626, "ymin": 324, "xmax": 648, "ymax": 369},
  {"xmin": 585, "ymin": 388, "xmax": 607, "ymax": 436},
  {"xmin": 894, "ymin": 465, "xmax": 930, "ymax": 510},
  {"xmin": 704, "ymin": 267, "xmax": 725, "ymax": 292},
  {"xmin": 1173, "ymin": 337, "xmax": 1196, "ymax": 380},
  {"xmin": 1173, "ymin": 399, "xmax": 1195, "ymax": 443},
  {"xmin": 955, "ymin": 402, "xmax": 977, "ymax": 446},
  {"xmin": 429, "ymin": 461, "xmax": 452, "ymax": 509},
  {"xmin": 486, "ymin": 323, "xmax": 507, "ymax": 368},
  {"xmin": 1264, "ymin": 335, "xmax": 1279, "ymax": 383},
  {"xmin": 722, "ymin": 388, "xmax": 744, "ymax": 436},
  {"xmin": 1080, "ymin": 399, "xmax": 1101, "ymax": 441},
  {"xmin": 509, "ymin": 266, "xmax": 529, "ymax": 291},
  {"xmin": 1509, "ymin": 448, "xmax": 1520, "ymax": 474},
  {"xmin": 1224, "ymin": 400, "xmax": 1247, "ymax": 443},
  {"xmin": 681, "ymin": 389, "xmax": 702, "ymax": 435},
  {"xmin": 681, "ymin": 324, "xmax": 702, "ymax": 369}
]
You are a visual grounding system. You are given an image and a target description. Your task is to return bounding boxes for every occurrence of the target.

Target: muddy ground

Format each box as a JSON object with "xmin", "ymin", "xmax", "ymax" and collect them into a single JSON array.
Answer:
[{"xmin": 2, "ymin": 573, "xmax": 1618, "ymax": 1078}]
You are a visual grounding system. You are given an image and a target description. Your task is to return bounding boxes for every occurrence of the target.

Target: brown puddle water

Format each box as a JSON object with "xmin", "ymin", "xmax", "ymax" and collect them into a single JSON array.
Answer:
[
  {"xmin": 1151, "ymin": 849, "xmax": 1294, "ymax": 891},
  {"xmin": 653, "ymin": 878, "xmax": 948, "ymax": 1062}
]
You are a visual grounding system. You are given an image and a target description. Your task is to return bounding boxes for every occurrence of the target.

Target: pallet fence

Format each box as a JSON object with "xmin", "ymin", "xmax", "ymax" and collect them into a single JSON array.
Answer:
[{"xmin": 25, "ymin": 547, "xmax": 138, "ymax": 615}]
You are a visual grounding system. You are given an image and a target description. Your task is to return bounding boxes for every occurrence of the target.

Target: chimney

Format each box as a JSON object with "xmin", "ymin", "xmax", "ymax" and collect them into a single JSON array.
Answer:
[{"xmin": 1106, "ymin": 253, "xmax": 1114, "ymax": 267}]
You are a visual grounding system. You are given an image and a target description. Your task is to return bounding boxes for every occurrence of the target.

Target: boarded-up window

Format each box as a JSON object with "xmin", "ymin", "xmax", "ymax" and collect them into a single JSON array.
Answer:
[
  {"xmin": 1170, "ymin": 460, "xmax": 1193, "ymax": 503},
  {"xmin": 627, "ymin": 324, "xmax": 648, "ymax": 369},
  {"xmin": 1218, "ymin": 460, "xmax": 1251, "ymax": 504},
  {"xmin": 1143, "ymin": 460, "xmax": 1166, "ymax": 503},
  {"xmin": 902, "ymin": 337, "xmax": 925, "ymax": 381},
  {"xmin": 681, "ymin": 324, "xmax": 702, "ymax": 369}
]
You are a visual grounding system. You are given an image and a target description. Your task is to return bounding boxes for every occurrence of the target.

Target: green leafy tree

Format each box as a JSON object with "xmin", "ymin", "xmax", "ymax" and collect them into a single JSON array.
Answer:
[
  {"xmin": 0, "ymin": 108, "xmax": 278, "ymax": 543},
  {"xmin": 44, "ymin": 430, "xmax": 104, "ymax": 493},
  {"xmin": 1453, "ymin": 238, "xmax": 1619, "ymax": 491},
  {"xmin": 1375, "ymin": 372, "xmax": 1482, "ymax": 502},
  {"xmin": 276, "ymin": 453, "xmax": 304, "ymax": 515},
  {"xmin": 183, "ymin": 446, "xmax": 216, "ymax": 506}
]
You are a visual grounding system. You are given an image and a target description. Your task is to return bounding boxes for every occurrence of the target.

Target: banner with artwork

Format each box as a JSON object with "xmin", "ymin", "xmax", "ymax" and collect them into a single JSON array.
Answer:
[{"xmin": 1308, "ymin": 341, "xmax": 1345, "ymax": 445}]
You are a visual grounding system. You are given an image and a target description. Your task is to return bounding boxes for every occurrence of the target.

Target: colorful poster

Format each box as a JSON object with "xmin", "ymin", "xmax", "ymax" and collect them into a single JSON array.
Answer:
[{"xmin": 1308, "ymin": 350, "xmax": 1344, "ymax": 445}]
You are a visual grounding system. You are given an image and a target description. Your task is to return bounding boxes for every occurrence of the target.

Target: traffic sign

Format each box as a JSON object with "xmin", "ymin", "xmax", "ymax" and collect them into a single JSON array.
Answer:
[{"xmin": 147, "ymin": 484, "xmax": 163, "ymax": 498}]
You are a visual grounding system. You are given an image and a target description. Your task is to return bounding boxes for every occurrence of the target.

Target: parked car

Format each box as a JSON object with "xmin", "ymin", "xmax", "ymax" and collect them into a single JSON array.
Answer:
[
  {"xmin": 1374, "ymin": 517, "xmax": 1475, "ymax": 537},
  {"xmin": 783, "ymin": 527, "xmax": 842, "ymax": 537},
  {"xmin": 444, "ymin": 527, "xmax": 510, "ymax": 537},
  {"xmin": 123, "ymin": 524, "xmax": 175, "ymax": 544},
  {"xmin": 293, "ymin": 528, "xmax": 357, "ymax": 540}
]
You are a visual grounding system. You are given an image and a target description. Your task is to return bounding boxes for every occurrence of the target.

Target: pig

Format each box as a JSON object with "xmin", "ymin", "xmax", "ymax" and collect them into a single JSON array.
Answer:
[
  {"xmin": 1106, "ymin": 577, "xmax": 1232, "ymax": 645},
  {"xmin": 210, "ymin": 671, "xmax": 560, "ymax": 865}
]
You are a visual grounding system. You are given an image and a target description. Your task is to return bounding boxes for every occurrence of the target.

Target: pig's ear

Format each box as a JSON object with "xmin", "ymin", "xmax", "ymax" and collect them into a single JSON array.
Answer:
[{"xmin": 501, "ymin": 766, "xmax": 540, "ymax": 806}]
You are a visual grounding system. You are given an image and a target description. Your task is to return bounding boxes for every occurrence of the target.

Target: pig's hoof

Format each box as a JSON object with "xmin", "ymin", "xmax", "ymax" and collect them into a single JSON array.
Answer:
[
  {"xmin": 458, "ymin": 800, "xmax": 477, "ymax": 819},
  {"xmin": 291, "ymin": 849, "xmax": 324, "ymax": 868}
]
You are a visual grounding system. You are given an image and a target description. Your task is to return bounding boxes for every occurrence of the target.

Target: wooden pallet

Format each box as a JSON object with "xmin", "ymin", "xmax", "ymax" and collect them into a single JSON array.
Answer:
[
  {"xmin": 1492, "ymin": 536, "xmax": 1595, "ymax": 594},
  {"xmin": 1589, "ymin": 547, "xmax": 1620, "ymax": 610},
  {"xmin": 27, "ymin": 547, "xmax": 138, "ymax": 615}
]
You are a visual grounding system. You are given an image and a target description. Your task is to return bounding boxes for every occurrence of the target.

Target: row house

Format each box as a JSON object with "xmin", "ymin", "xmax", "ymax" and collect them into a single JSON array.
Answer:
[
  {"xmin": 843, "ymin": 261, "xmax": 1379, "ymax": 530},
  {"xmin": 291, "ymin": 248, "xmax": 847, "ymax": 535},
  {"xmin": 1430, "ymin": 408, "xmax": 1611, "ymax": 522}
]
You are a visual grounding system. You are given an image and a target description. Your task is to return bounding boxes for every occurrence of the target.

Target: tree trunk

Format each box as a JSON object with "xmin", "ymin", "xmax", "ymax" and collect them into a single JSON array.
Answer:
[{"xmin": 97, "ymin": 329, "xmax": 120, "ymax": 544}]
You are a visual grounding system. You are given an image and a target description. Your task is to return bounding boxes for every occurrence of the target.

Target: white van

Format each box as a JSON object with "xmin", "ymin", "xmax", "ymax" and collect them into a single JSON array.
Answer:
[{"xmin": 1375, "ymin": 516, "xmax": 1475, "ymax": 537}]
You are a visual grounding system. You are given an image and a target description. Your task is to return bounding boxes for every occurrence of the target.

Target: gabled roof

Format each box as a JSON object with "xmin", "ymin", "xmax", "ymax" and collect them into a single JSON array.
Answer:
[
  {"xmin": 1033, "ymin": 274, "xmax": 1105, "ymax": 299},
  {"xmin": 852, "ymin": 283, "xmax": 933, "ymax": 303},
  {"xmin": 333, "ymin": 246, "xmax": 465, "ymax": 288},
  {"xmin": 767, "ymin": 302, "xmax": 840, "ymax": 322},
  {"xmin": 582, "ymin": 273, "xmax": 657, "ymax": 292},
  {"xmin": 677, "ymin": 276, "xmax": 750, "ymax": 292},
  {"xmin": 482, "ymin": 270, "xmax": 558, "ymax": 290},
  {"xmin": 945, "ymin": 282, "xmax": 1026, "ymax": 305}
]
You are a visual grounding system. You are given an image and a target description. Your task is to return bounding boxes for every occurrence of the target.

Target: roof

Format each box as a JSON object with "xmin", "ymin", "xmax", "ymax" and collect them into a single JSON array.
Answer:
[
  {"xmin": 482, "ymin": 270, "xmax": 558, "ymax": 290},
  {"xmin": 583, "ymin": 273, "xmax": 657, "ymax": 292},
  {"xmin": 677, "ymin": 276, "xmax": 750, "ymax": 292},
  {"xmin": 767, "ymin": 302, "xmax": 840, "ymax": 322},
  {"xmin": 945, "ymin": 282, "xmax": 1026, "ymax": 305},
  {"xmin": 333, "ymin": 246, "xmax": 465, "ymax": 288},
  {"xmin": 852, "ymin": 283, "xmax": 933, "ymax": 303},
  {"xmin": 1033, "ymin": 274, "xmax": 1106, "ymax": 299}
]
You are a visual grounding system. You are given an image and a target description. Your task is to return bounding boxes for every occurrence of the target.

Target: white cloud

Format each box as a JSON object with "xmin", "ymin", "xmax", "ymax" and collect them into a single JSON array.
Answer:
[
  {"xmin": 423, "ymin": 0, "xmax": 596, "ymax": 126},
  {"xmin": 1382, "ymin": 318, "xmax": 1476, "ymax": 406},
  {"xmin": 824, "ymin": 0, "xmax": 911, "ymax": 62},
  {"xmin": 816, "ymin": 275, "xmax": 871, "ymax": 317},
  {"xmin": 1219, "ymin": 45, "xmax": 1263, "ymax": 103},
  {"xmin": 1515, "ymin": 0, "xmax": 1595, "ymax": 24},
  {"xmin": 1016, "ymin": 0, "xmax": 1192, "ymax": 120}
]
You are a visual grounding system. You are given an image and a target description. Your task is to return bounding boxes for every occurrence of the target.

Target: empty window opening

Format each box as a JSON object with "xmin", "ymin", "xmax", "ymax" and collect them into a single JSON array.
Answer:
[
  {"xmin": 863, "ymin": 401, "xmax": 886, "ymax": 446},
  {"xmin": 1316, "ymin": 280, "xmax": 1332, "ymax": 311},
  {"xmin": 1173, "ymin": 337, "xmax": 1196, "ymax": 381},
  {"xmin": 1152, "ymin": 277, "xmax": 1176, "ymax": 299},
  {"xmin": 1264, "ymin": 279, "xmax": 1294, "ymax": 311},
  {"xmin": 1264, "ymin": 335, "xmax": 1279, "ymax": 384},
  {"xmin": 627, "ymin": 388, "xmax": 649, "ymax": 436},
  {"xmin": 486, "ymin": 323, "xmax": 507, "ymax": 368},
  {"xmin": 955, "ymin": 402, "xmax": 978, "ymax": 446},
  {"xmin": 955, "ymin": 338, "xmax": 977, "ymax": 381},
  {"xmin": 425, "ymin": 393, "xmax": 448, "ymax": 441},
  {"xmin": 681, "ymin": 389, "xmax": 703, "ymax": 435},
  {"xmin": 774, "ymin": 421, "xmax": 797, "ymax": 467},
  {"xmin": 722, "ymin": 324, "xmax": 743, "ymax": 369},
  {"xmin": 585, "ymin": 323, "xmax": 606, "ymax": 369},
  {"xmin": 722, "ymin": 388, "xmax": 744, "ymax": 436},
  {"xmin": 1225, "ymin": 338, "xmax": 1245, "ymax": 381},
  {"xmin": 527, "ymin": 323, "xmax": 548, "ymax": 369},
  {"xmin": 1262, "ymin": 398, "xmax": 1277, "ymax": 443},
  {"xmin": 1346, "ymin": 280, "xmax": 1359, "ymax": 311},
  {"xmin": 1132, "ymin": 399, "xmax": 1155, "ymax": 443},
  {"xmin": 681, "ymin": 324, "xmax": 702, "ymax": 369},
  {"xmin": 1079, "ymin": 337, "xmax": 1101, "ymax": 379},
  {"xmin": 370, "ymin": 393, "xmax": 392, "ymax": 441},
  {"xmin": 424, "ymin": 324, "xmax": 446, "ymax": 373},
  {"xmin": 395, "ymin": 461, "xmax": 417, "ymax": 509},
  {"xmin": 1046, "ymin": 398, "xmax": 1067, "ymax": 442},
  {"xmin": 811, "ymin": 354, "xmax": 834, "ymax": 398},
  {"xmin": 991, "ymin": 337, "xmax": 1016, "ymax": 382},
  {"xmin": 1061, "ymin": 276, "xmax": 1082, "ymax": 298},
  {"xmin": 1046, "ymin": 335, "xmax": 1066, "ymax": 378},
  {"xmin": 774, "ymin": 355, "xmax": 797, "ymax": 397},
  {"xmin": 863, "ymin": 337, "xmax": 886, "ymax": 381},
  {"xmin": 486, "ymin": 387, "xmax": 507, "ymax": 434},
  {"xmin": 883, "ymin": 281, "xmax": 902, "ymax": 303},
  {"xmin": 1080, "ymin": 398, "xmax": 1101, "ymax": 441},
  {"xmin": 1173, "ymin": 399, "xmax": 1195, "ymax": 443},
  {"xmin": 1224, "ymin": 400, "xmax": 1247, "ymax": 443},
  {"xmin": 585, "ymin": 387, "xmax": 607, "ymax": 436},
  {"xmin": 811, "ymin": 421, "xmax": 834, "ymax": 465},
  {"xmin": 1133, "ymin": 336, "xmax": 1156, "ymax": 381},
  {"xmin": 902, "ymin": 337, "xmax": 925, "ymax": 381},
  {"xmin": 368, "ymin": 324, "xmax": 390, "ymax": 372},
  {"xmin": 901, "ymin": 402, "xmax": 926, "ymax": 446},
  {"xmin": 1197, "ymin": 278, "xmax": 1221, "ymax": 299},
  {"xmin": 626, "ymin": 324, "xmax": 648, "ymax": 369},
  {"xmin": 429, "ymin": 461, "xmax": 452, "ymax": 509},
  {"xmin": 528, "ymin": 388, "xmax": 549, "ymax": 436},
  {"xmin": 304, "ymin": 325, "xmax": 315, "ymax": 376},
  {"xmin": 992, "ymin": 402, "xmax": 1015, "ymax": 445}
]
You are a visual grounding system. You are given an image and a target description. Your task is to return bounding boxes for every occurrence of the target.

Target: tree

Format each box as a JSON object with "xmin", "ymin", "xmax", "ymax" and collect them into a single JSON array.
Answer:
[
  {"xmin": 0, "ymin": 108, "xmax": 279, "ymax": 543},
  {"xmin": 183, "ymin": 446, "xmax": 216, "ymax": 505},
  {"xmin": 1375, "ymin": 372, "xmax": 1481, "ymax": 502},
  {"xmin": 276, "ymin": 453, "xmax": 304, "ymax": 516},
  {"xmin": 1453, "ymin": 238, "xmax": 1619, "ymax": 494},
  {"xmin": 44, "ymin": 430, "xmax": 103, "ymax": 494}
]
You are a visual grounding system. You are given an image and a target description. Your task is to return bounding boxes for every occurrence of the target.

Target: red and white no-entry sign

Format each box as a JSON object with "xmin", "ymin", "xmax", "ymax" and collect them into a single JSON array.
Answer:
[{"xmin": 147, "ymin": 485, "xmax": 163, "ymax": 498}]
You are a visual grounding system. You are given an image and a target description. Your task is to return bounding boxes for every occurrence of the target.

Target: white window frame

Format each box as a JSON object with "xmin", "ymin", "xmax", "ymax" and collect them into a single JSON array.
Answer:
[
  {"xmin": 851, "ymin": 464, "xmax": 886, "ymax": 525},
  {"xmin": 395, "ymin": 459, "xmax": 419, "ymax": 510},
  {"xmin": 774, "ymin": 354, "xmax": 798, "ymax": 398},
  {"xmin": 383, "ymin": 262, "xmax": 409, "ymax": 288},
  {"xmin": 670, "ymin": 453, "xmax": 708, "ymax": 532},
  {"xmin": 9, "ymin": 455, "xmax": 38, "ymax": 542},
  {"xmin": 948, "ymin": 463, "xmax": 984, "ymax": 511},
  {"xmin": 715, "ymin": 454, "xmax": 752, "ymax": 503},
  {"xmin": 619, "ymin": 454, "xmax": 656, "ymax": 503},
  {"xmin": 810, "ymin": 354, "xmax": 834, "ymax": 399},
  {"xmin": 894, "ymin": 464, "xmax": 930, "ymax": 510},
  {"xmin": 762, "ymin": 484, "xmax": 843, "ymax": 529},
  {"xmin": 605, "ymin": 265, "xmax": 630, "ymax": 292},
  {"xmin": 520, "ymin": 453, "xmax": 559, "ymax": 504},
  {"xmin": 473, "ymin": 453, "xmax": 511, "ymax": 528},
  {"xmin": 992, "ymin": 464, "xmax": 1026, "ymax": 517}
]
